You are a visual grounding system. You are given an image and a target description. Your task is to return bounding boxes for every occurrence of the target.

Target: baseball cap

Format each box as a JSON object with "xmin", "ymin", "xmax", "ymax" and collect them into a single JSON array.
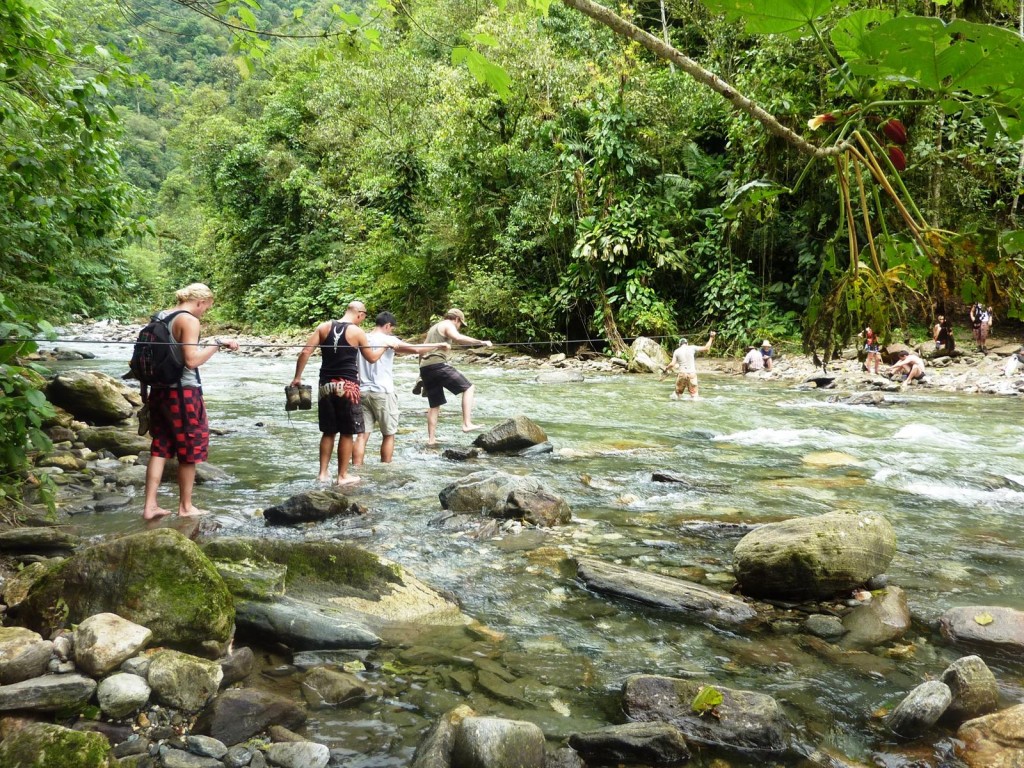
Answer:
[
  {"xmin": 446, "ymin": 308, "xmax": 467, "ymax": 325},
  {"xmin": 678, "ymin": 337, "xmax": 688, "ymax": 346}
]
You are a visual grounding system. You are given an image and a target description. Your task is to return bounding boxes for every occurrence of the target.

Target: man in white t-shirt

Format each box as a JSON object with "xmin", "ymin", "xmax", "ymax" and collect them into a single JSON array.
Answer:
[
  {"xmin": 353, "ymin": 312, "xmax": 449, "ymax": 464},
  {"xmin": 664, "ymin": 331, "xmax": 716, "ymax": 400},
  {"xmin": 742, "ymin": 345, "xmax": 764, "ymax": 374}
]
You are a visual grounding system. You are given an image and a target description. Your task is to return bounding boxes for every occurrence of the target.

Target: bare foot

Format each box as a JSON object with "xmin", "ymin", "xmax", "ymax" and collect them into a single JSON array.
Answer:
[
  {"xmin": 426, "ymin": 439, "xmax": 444, "ymax": 448},
  {"xmin": 335, "ymin": 476, "xmax": 362, "ymax": 487},
  {"xmin": 462, "ymin": 423, "xmax": 483, "ymax": 432},
  {"xmin": 179, "ymin": 506, "xmax": 209, "ymax": 517},
  {"xmin": 143, "ymin": 506, "xmax": 172, "ymax": 521},
  {"xmin": 317, "ymin": 474, "xmax": 331, "ymax": 483}
]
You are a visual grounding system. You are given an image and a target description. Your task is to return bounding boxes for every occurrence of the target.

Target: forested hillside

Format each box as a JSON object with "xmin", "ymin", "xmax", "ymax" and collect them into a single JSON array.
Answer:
[{"xmin": 4, "ymin": 0, "xmax": 1024, "ymax": 350}]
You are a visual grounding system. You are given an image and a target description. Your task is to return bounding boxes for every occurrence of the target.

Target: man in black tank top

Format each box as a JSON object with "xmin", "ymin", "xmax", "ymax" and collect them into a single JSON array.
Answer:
[{"xmin": 292, "ymin": 301, "xmax": 385, "ymax": 485}]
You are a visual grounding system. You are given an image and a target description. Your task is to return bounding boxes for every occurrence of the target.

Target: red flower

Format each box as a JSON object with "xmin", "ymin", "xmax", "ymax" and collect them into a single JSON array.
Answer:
[
  {"xmin": 881, "ymin": 119, "xmax": 907, "ymax": 145},
  {"xmin": 807, "ymin": 113, "xmax": 837, "ymax": 130},
  {"xmin": 887, "ymin": 145, "xmax": 907, "ymax": 172}
]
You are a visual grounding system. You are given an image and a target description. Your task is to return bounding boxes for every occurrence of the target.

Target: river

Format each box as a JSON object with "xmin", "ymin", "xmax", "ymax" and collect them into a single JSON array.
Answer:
[{"xmin": 44, "ymin": 335, "xmax": 1024, "ymax": 766}]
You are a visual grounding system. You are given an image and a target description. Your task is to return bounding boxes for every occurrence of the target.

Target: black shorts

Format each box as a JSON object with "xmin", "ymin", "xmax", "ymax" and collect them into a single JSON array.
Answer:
[
  {"xmin": 318, "ymin": 388, "xmax": 364, "ymax": 435},
  {"xmin": 420, "ymin": 363, "xmax": 472, "ymax": 408}
]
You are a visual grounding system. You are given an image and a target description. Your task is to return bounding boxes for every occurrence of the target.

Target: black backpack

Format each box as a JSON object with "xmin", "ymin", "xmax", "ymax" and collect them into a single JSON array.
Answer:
[{"xmin": 128, "ymin": 310, "xmax": 190, "ymax": 387}]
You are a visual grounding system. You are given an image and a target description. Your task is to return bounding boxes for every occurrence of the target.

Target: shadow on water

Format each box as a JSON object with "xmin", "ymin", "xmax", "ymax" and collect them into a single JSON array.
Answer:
[{"xmin": 44, "ymin": 340, "xmax": 1024, "ymax": 766}]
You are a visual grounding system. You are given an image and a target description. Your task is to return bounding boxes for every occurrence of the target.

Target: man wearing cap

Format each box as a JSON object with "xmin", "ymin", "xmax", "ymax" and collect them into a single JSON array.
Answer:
[
  {"xmin": 353, "ymin": 311, "xmax": 450, "ymax": 464},
  {"xmin": 418, "ymin": 308, "xmax": 492, "ymax": 446},
  {"xmin": 664, "ymin": 331, "xmax": 716, "ymax": 400},
  {"xmin": 760, "ymin": 340, "xmax": 774, "ymax": 371}
]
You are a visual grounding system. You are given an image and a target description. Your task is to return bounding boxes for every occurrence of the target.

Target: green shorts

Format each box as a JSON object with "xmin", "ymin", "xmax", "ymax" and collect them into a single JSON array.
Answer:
[{"xmin": 361, "ymin": 391, "xmax": 399, "ymax": 436}]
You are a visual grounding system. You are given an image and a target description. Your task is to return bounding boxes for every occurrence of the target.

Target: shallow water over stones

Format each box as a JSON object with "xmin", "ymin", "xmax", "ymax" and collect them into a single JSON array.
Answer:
[{"xmin": 41, "ymin": 335, "xmax": 1024, "ymax": 766}]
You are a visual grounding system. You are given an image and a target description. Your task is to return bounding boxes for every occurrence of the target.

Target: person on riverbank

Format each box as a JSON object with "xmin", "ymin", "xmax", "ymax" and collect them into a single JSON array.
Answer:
[
  {"xmin": 970, "ymin": 303, "xmax": 993, "ymax": 352},
  {"xmin": 292, "ymin": 301, "xmax": 385, "ymax": 486},
  {"xmin": 742, "ymin": 345, "xmax": 764, "ymax": 374},
  {"xmin": 760, "ymin": 340, "xmax": 774, "ymax": 371},
  {"xmin": 889, "ymin": 350, "xmax": 926, "ymax": 386},
  {"xmin": 353, "ymin": 311, "xmax": 450, "ymax": 464},
  {"xmin": 934, "ymin": 314, "xmax": 954, "ymax": 352},
  {"xmin": 143, "ymin": 283, "xmax": 239, "ymax": 521},
  {"xmin": 665, "ymin": 332, "xmax": 716, "ymax": 400},
  {"xmin": 418, "ymin": 308, "xmax": 492, "ymax": 446},
  {"xmin": 858, "ymin": 326, "xmax": 881, "ymax": 375}
]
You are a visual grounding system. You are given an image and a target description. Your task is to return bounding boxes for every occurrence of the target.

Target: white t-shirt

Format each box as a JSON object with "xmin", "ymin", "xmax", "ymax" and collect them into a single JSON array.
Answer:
[
  {"xmin": 358, "ymin": 330, "xmax": 395, "ymax": 393},
  {"xmin": 672, "ymin": 345, "xmax": 698, "ymax": 374},
  {"xmin": 743, "ymin": 348, "xmax": 764, "ymax": 371}
]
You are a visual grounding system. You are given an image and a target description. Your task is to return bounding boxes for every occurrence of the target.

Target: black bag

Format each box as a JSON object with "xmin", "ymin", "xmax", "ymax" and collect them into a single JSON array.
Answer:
[{"xmin": 128, "ymin": 310, "xmax": 189, "ymax": 387}]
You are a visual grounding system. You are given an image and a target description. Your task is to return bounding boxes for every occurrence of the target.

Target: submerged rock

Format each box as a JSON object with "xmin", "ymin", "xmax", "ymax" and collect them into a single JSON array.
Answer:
[
  {"xmin": 841, "ymin": 586, "xmax": 910, "ymax": 648},
  {"xmin": 576, "ymin": 558, "xmax": 757, "ymax": 627},
  {"xmin": 439, "ymin": 470, "xmax": 571, "ymax": 526},
  {"xmin": 194, "ymin": 688, "xmax": 306, "ymax": 747},
  {"xmin": 732, "ymin": 510, "xmax": 896, "ymax": 600},
  {"xmin": 568, "ymin": 721, "xmax": 690, "ymax": 765},
  {"xmin": 262, "ymin": 488, "xmax": 366, "ymax": 526},
  {"xmin": 622, "ymin": 674, "xmax": 788, "ymax": 752},
  {"xmin": 940, "ymin": 606, "xmax": 1024, "ymax": 656}
]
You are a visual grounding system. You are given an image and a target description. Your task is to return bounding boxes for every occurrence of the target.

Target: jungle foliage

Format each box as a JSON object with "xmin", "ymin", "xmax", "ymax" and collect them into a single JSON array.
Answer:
[{"xmin": 3, "ymin": 0, "xmax": 1024, "ymax": 504}]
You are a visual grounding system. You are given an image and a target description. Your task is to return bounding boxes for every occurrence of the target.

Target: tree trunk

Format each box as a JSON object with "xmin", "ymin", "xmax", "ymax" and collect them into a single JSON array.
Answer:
[
  {"xmin": 597, "ymin": 278, "xmax": 627, "ymax": 355},
  {"xmin": 660, "ymin": 0, "xmax": 675, "ymax": 74}
]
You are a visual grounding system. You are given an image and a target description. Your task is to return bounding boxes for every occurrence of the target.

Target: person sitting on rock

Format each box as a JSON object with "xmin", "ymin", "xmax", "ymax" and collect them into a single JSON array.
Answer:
[
  {"xmin": 889, "ymin": 350, "xmax": 926, "ymax": 387},
  {"xmin": 742, "ymin": 345, "xmax": 764, "ymax": 374},
  {"xmin": 760, "ymin": 340, "xmax": 774, "ymax": 371}
]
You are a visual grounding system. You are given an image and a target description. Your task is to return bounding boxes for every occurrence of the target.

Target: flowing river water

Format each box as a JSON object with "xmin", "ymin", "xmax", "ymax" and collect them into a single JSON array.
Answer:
[{"xmin": 44, "ymin": 337, "xmax": 1024, "ymax": 767}]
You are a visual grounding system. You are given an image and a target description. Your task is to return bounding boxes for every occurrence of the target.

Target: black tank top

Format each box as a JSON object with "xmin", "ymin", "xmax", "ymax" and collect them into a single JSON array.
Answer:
[{"xmin": 319, "ymin": 321, "xmax": 358, "ymax": 382}]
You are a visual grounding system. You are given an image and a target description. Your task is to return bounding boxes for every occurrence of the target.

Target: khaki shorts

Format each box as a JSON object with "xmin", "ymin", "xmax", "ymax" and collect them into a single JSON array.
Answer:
[
  {"xmin": 675, "ymin": 372, "xmax": 698, "ymax": 394},
  {"xmin": 361, "ymin": 391, "xmax": 399, "ymax": 436}
]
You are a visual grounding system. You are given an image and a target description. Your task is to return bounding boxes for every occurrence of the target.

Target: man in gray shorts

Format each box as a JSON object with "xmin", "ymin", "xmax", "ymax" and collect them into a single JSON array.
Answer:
[{"xmin": 353, "ymin": 311, "xmax": 449, "ymax": 464}]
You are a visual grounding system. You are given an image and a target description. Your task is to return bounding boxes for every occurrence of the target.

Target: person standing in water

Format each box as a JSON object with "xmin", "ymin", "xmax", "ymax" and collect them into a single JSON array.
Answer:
[
  {"xmin": 291, "ymin": 301, "xmax": 385, "ymax": 486},
  {"xmin": 143, "ymin": 283, "xmax": 239, "ymax": 521},
  {"xmin": 664, "ymin": 332, "xmax": 716, "ymax": 400},
  {"xmin": 418, "ymin": 308, "xmax": 492, "ymax": 446},
  {"xmin": 353, "ymin": 311, "xmax": 449, "ymax": 464}
]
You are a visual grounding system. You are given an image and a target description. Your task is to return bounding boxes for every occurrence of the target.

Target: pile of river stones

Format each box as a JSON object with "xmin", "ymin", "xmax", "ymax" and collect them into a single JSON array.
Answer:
[{"xmin": 4, "ymin": 355, "xmax": 1024, "ymax": 766}]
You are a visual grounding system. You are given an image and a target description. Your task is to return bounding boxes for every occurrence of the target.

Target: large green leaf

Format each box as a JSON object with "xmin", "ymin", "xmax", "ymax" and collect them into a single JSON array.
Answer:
[
  {"xmin": 849, "ymin": 16, "xmax": 1024, "ymax": 98},
  {"xmin": 701, "ymin": 0, "xmax": 846, "ymax": 38},
  {"xmin": 830, "ymin": 8, "xmax": 893, "ymax": 63}
]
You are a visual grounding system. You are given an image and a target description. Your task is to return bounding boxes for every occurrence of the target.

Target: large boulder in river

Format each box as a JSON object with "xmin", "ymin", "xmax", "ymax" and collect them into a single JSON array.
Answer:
[
  {"xmin": 940, "ymin": 606, "xmax": 1024, "ymax": 657},
  {"xmin": 628, "ymin": 337, "xmax": 670, "ymax": 373},
  {"xmin": 732, "ymin": 510, "xmax": 896, "ymax": 600},
  {"xmin": 472, "ymin": 415, "xmax": 547, "ymax": 453},
  {"xmin": 958, "ymin": 703, "xmax": 1024, "ymax": 768},
  {"xmin": 45, "ymin": 370, "xmax": 134, "ymax": 425},
  {"xmin": 202, "ymin": 538, "xmax": 464, "ymax": 648},
  {"xmin": 942, "ymin": 656, "xmax": 999, "ymax": 722},
  {"xmin": 622, "ymin": 674, "xmax": 788, "ymax": 752},
  {"xmin": 263, "ymin": 488, "xmax": 367, "ymax": 526},
  {"xmin": 15, "ymin": 528, "xmax": 234, "ymax": 658},
  {"xmin": 439, "ymin": 471, "xmax": 571, "ymax": 526}
]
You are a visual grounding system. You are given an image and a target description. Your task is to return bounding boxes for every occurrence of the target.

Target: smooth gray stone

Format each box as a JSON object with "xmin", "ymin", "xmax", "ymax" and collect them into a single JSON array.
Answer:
[
  {"xmin": 568, "ymin": 721, "xmax": 690, "ymax": 765},
  {"xmin": 472, "ymin": 415, "xmax": 547, "ymax": 453},
  {"xmin": 234, "ymin": 597, "xmax": 381, "ymax": 650},
  {"xmin": 264, "ymin": 741, "xmax": 330, "ymax": 768},
  {"xmin": 0, "ymin": 526, "xmax": 80, "ymax": 553},
  {"xmin": 941, "ymin": 655, "xmax": 999, "ymax": 722},
  {"xmin": 885, "ymin": 680, "xmax": 952, "ymax": 738},
  {"xmin": 0, "ymin": 673, "xmax": 96, "ymax": 712},
  {"xmin": 576, "ymin": 557, "xmax": 757, "ymax": 626},
  {"xmin": 158, "ymin": 745, "xmax": 224, "ymax": 768},
  {"xmin": 940, "ymin": 605, "xmax": 1024, "ymax": 655},
  {"xmin": 451, "ymin": 717, "xmax": 546, "ymax": 768}
]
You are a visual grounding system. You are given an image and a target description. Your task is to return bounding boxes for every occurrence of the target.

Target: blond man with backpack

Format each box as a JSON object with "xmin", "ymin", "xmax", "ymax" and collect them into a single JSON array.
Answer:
[{"xmin": 134, "ymin": 283, "xmax": 238, "ymax": 520}]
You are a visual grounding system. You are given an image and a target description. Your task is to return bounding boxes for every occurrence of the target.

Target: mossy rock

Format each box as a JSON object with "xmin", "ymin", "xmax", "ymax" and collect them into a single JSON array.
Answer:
[
  {"xmin": 15, "ymin": 529, "xmax": 234, "ymax": 658},
  {"xmin": 733, "ymin": 510, "xmax": 896, "ymax": 600},
  {"xmin": 202, "ymin": 537, "xmax": 401, "ymax": 602},
  {"xmin": 0, "ymin": 722, "xmax": 113, "ymax": 767}
]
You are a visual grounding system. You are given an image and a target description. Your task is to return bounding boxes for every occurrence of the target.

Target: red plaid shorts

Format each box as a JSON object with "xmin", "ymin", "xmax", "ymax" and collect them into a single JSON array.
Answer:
[{"xmin": 149, "ymin": 386, "xmax": 209, "ymax": 463}]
